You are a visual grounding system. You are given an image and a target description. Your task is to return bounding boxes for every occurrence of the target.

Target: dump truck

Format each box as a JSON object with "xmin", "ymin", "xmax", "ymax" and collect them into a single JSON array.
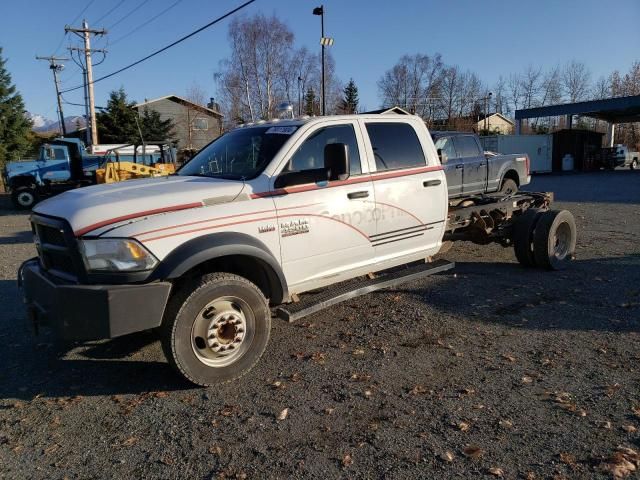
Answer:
[{"xmin": 2, "ymin": 138, "xmax": 175, "ymax": 209}]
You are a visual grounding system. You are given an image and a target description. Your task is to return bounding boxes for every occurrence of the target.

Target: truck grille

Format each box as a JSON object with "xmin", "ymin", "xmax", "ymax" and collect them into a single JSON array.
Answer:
[{"xmin": 31, "ymin": 215, "xmax": 82, "ymax": 282}]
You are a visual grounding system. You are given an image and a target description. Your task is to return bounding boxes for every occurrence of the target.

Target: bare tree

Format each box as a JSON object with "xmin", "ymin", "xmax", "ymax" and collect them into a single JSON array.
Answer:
[
  {"xmin": 492, "ymin": 75, "xmax": 506, "ymax": 114},
  {"xmin": 592, "ymin": 76, "xmax": 611, "ymax": 100},
  {"xmin": 562, "ymin": 60, "xmax": 591, "ymax": 103},
  {"xmin": 507, "ymin": 73, "xmax": 522, "ymax": 114},
  {"xmin": 377, "ymin": 53, "xmax": 444, "ymax": 120},
  {"xmin": 520, "ymin": 65, "xmax": 542, "ymax": 109}
]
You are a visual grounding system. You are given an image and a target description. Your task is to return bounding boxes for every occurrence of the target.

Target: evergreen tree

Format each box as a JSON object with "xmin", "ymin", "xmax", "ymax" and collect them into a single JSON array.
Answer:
[
  {"xmin": 140, "ymin": 107, "xmax": 175, "ymax": 141},
  {"xmin": 339, "ymin": 78, "xmax": 359, "ymax": 114},
  {"xmin": 0, "ymin": 47, "xmax": 33, "ymax": 167},
  {"xmin": 304, "ymin": 87, "xmax": 316, "ymax": 116},
  {"xmin": 96, "ymin": 88, "xmax": 139, "ymax": 143}
]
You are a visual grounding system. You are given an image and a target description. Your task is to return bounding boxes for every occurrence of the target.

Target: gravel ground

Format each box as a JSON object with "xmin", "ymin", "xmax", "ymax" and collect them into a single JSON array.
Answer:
[{"xmin": 1, "ymin": 171, "xmax": 639, "ymax": 479}]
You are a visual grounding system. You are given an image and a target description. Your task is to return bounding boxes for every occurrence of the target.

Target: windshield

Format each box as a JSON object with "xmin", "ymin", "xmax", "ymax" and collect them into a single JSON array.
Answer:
[{"xmin": 178, "ymin": 126, "xmax": 297, "ymax": 179}]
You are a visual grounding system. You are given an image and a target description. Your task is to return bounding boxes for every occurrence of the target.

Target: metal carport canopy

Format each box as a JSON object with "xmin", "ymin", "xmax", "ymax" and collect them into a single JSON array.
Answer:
[{"xmin": 515, "ymin": 95, "xmax": 640, "ymax": 123}]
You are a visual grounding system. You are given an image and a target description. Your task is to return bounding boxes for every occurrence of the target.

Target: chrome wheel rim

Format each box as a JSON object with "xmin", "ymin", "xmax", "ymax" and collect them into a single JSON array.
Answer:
[
  {"xmin": 553, "ymin": 222, "xmax": 571, "ymax": 260},
  {"xmin": 191, "ymin": 296, "xmax": 254, "ymax": 367}
]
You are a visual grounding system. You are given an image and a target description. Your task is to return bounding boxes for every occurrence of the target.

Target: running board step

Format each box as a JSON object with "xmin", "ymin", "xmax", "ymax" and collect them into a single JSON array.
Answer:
[{"xmin": 275, "ymin": 259, "xmax": 454, "ymax": 322}]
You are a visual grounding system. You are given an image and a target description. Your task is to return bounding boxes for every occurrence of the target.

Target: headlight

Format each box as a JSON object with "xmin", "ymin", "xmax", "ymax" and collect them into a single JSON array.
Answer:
[{"xmin": 79, "ymin": 239, "xmax": 158, "ymax": 272}]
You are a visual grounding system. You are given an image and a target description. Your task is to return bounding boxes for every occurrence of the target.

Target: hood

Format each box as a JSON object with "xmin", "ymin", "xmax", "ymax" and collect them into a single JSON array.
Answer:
[
  {"xmin": 33, "ymin": 175, "xmax": 245, "ymax": 236},
  {"xmin": 4, "ymin": 160, "xmax": 41, "ymax": 178}
]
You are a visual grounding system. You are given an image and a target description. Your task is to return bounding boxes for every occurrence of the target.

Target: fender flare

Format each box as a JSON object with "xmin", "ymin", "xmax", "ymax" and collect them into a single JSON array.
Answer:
[{"xmin": 152, "ymin": 232, "xmax": 288, "ymax": 304}]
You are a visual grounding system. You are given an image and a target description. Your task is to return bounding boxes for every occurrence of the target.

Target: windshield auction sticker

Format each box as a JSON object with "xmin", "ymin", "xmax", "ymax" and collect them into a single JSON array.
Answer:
[{"xmin": 265, "ymin": 126, "xmax": 298, "ymax": 135}]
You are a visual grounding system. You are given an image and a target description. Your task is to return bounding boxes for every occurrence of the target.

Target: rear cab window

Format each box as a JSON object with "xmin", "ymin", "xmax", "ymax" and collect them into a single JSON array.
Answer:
[
  {"xmin": 365, "ymin": 122, "xmax": 426, "ymax": 171},
  {"xmin": 453, "ymin": 135, "xmax": 482, "ymax": 159}
]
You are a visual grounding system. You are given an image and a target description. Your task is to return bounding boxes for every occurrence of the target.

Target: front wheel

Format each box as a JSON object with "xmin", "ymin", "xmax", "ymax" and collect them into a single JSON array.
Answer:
[
  {"xmin": 631, "ymin": 159, "xmax": 638, "ymax": 170},
  {"xmin": 161, "ymin": 273, "xmax": 271, "ymax": 386},
  {"xmin": 500, "ymin": 178, "xmax": 518, "ymax": 195},
  {"xmin": 11, "ymin": 187, "xmax": 38, "ymax": 210}
]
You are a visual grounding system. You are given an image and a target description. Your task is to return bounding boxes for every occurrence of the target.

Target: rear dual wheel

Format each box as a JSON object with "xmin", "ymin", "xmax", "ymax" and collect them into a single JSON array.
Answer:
[{"xmin": 513, "ymin": 209, "xmax": 576, "ymax": 270}]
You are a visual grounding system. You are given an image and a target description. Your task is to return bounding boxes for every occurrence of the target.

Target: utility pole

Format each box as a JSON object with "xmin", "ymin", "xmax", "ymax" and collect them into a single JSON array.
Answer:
[
  {"xmin": 35, "ymin": 55, "xmax": 69, "ymax": 136},
  {"xmin": 65, "ymin": 20, "xmax": 106, "ymax": 147}
]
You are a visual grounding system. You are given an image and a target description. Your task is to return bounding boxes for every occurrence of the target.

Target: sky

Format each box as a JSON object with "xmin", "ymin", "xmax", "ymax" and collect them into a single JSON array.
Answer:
[{"xmin": 1, "ymin": 0, "xmax": 639, "ymax": 120}]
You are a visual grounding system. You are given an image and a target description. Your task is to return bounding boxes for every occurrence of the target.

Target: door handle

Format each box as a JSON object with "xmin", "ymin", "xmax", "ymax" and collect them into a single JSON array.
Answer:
[
  {"xmin": 455, "ymin": 164, "xmax": 463, "ymax": 169},
  {"xmin": 347, "ymin": 191, "xmax": 369, "ymax": 199},
  {"xmin": 423, "ymin": 179, "xmax": 441, "ymax": 187}
]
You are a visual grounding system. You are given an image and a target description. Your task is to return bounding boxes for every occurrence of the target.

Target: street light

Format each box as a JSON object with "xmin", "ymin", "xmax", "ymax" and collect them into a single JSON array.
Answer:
[
  {"xmin": 297, "ymin": 76, "xmax": 303, "ymax": 116},
  {"xmin": 484, "ymin": 92, "xmax": 493, "ymax": 134},
  {"xmin": 313, "ymin": 5, "xmax": 333, "ymax": 116}
]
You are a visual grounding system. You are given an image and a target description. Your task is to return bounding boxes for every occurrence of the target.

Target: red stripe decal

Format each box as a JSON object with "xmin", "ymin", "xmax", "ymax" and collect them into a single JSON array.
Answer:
[
  {"xmin": 133, "ymin": 203, "xmax": 321, "ymax": 238},
  {"xmin": 141, "ymin": 212, "xmax": 369, "ymax": 243},
  {"xmin": 250, "ymin": 165, "xmax": 443, "ymax": 198},
  {"xmin": 74, "ymin": 202, "xmax": 203, "ymax": 237}
]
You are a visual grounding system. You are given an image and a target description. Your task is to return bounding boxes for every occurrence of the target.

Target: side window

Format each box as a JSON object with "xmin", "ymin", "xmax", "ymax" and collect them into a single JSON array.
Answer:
[
  {"xmin": 454, "ymin": 136, "xmax": 482, "ymax": 158},
  {"xmin": 284, "ymin": 124, "xmax": 361, "ymax": 175},
  {"xmin": 433, "ymin": 136, "xmax": 457, "ymax": 163},
  {"xmin": 53, "ymin": 148, "xmax": 66, "ymax": 160},
  {"xmin": 365, "ymin": 122, "xmax": 426, "ymax": 171}
]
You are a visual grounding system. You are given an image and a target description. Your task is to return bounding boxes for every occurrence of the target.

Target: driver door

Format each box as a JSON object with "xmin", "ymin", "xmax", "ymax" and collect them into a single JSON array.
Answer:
[{"xmin": 271, "ymin": 122, "xmax": 377, "ymax": 291}]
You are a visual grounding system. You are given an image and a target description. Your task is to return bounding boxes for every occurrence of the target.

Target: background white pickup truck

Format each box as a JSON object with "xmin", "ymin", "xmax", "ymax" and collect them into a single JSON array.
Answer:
[{"xmin": 20, "ymin": 114, "xmax": 576, "ymax": 386}]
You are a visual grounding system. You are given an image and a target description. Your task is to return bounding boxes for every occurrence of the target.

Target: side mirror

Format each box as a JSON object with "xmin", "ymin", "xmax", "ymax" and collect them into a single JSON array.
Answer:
[
  {"xmin": 274, "ymin": 168, "xmax": 328, "ymax": 189},
  {"xmin": 324, "ymin": 143, "xmax": 349, "ymax": 181}
]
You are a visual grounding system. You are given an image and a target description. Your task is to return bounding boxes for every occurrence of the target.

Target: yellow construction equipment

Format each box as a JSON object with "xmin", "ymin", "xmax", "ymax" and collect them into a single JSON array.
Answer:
[{"xmin": 95, "ymin": 161, "xmax": 175, "ymax": 184}]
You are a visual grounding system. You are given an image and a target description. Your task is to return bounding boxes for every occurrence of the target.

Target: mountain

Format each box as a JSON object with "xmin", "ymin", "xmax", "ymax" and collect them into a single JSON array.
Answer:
[{"xmin": 28, "ymin": 113, "xmax": 86, "ymax": 134}]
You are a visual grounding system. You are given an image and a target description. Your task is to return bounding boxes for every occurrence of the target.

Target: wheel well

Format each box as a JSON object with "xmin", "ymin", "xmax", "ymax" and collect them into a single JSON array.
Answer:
[
  {"xmin": 502, "ymin": 170, "xmax": 519, "ymax": 186},
  {"xmin": 174, "ymin": 254, "xmax": 285, "ymax": 305},
  {"xmin": 9, "ymin": 175, "xmax": 36, "ymax": 190}
]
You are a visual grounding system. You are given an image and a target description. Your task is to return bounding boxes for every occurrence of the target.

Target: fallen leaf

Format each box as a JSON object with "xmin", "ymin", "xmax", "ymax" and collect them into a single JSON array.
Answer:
[
  {"xmin": 521, "ymin": 376, "xmax": 534, "ymax": 384},
  {"xmin": 631, "ymin": 406, "xmax": 640, "ymax": 419},
  {"xmin": 154, "ymin": 391, "xmax": 169, "ymax": 398},
  {"xmin": 598, "ymin": 446, "xmax": 639, "ymax": 478},
  {"xmin": 122, "ymin": 437, "xmax": 137, "ymax": 447},
  {"xmin": 498, "ymin": 419, "xmax": 513, "ymax": 429},
  {"xmin": 457, "ymin": 421, "xmax": 470, "ymax": 432},
  {"xmin": 410, "ymin": 385, "xmax": 428, "ymax": 395},
  {"xmin": 559, "ymin": 452, "xmax": 577, "ymax": 466},
  {"xmin": 208, "ymin": 444, "xmax": 222, "ymax": 456},
  {"xmin": 44, "ymin": 443, "xmax": 60, "ymax": 455},
  {"xmin": 342, "ymin": 453, "xmax": 353, "ymax": 467},
  {"xmin": 277, "ymin": 408, "xmax": 289, "ymax": 421},
  {"xmin": 487, "ymin": 467, "xmax": 504, "ymax": 477},
  {"xmin": 463, "ymin": 445, "xmax": 484, "ymax": 459},
  {"xmin": 502, "ymin": 354, "xmax": 516, "ymax": 363},
  {"xmin": 440, "ymin": 451, "xmax": 455, "ymax": 462},
  {"xmin": 622, "ymin": 425, "xmax": 637, "ymax": 433},
  {"xmin": 352, "ymin": 349, "xmax": 365, "ymax": 356}
]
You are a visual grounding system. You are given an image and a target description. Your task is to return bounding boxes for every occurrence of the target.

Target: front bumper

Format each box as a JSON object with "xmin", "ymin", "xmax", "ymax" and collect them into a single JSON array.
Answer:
[{"xmin": 19, "ymin": 259, "xmax": 172, "ymax": 340}]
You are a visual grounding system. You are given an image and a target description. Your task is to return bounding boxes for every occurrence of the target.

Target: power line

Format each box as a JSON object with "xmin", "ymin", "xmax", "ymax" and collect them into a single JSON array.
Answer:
[
  {"xmin": 93, "ymin": 0, "xmax": 126, "ymax": 25},
  {"xmin": 107, "ymin": 0, "xmax": 150, "ymax": 31},
  {"xmin": 70, "ymin": 0, "xmax": 97, "ymax": 26},
  {"xmin": 53, "ymin": 0, "xmax": 98, "ymax": 55},
  {"xmin": 110, "ymin": 0, "xmax": 183, "ymax": 46},
  {"xmin": 61, "ymin": 0, "xmax": 257, "ymax": 94}
]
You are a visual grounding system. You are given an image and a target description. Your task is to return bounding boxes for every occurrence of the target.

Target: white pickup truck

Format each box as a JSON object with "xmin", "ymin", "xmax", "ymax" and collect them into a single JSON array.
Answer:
[{"xmin": 19, "ymin": 114, "xmax": 576, "ymax": 386}]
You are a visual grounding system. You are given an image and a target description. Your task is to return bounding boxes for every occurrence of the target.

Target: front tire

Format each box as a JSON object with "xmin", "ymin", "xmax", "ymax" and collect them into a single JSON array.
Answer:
[
  {"xmin": 11, "ymin": 187, "xmax": 38, "ymax": 210},
  {"xmin": 631, "ymin": 159, "xmax": 638, "ymax": 170},
  {"xmin": 500, "ymin": 178, "xmax": 518, "ymax": 195},
  {"xmin": 161, "ymin": 273, "xmax": 271, "ymax": 386}
]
